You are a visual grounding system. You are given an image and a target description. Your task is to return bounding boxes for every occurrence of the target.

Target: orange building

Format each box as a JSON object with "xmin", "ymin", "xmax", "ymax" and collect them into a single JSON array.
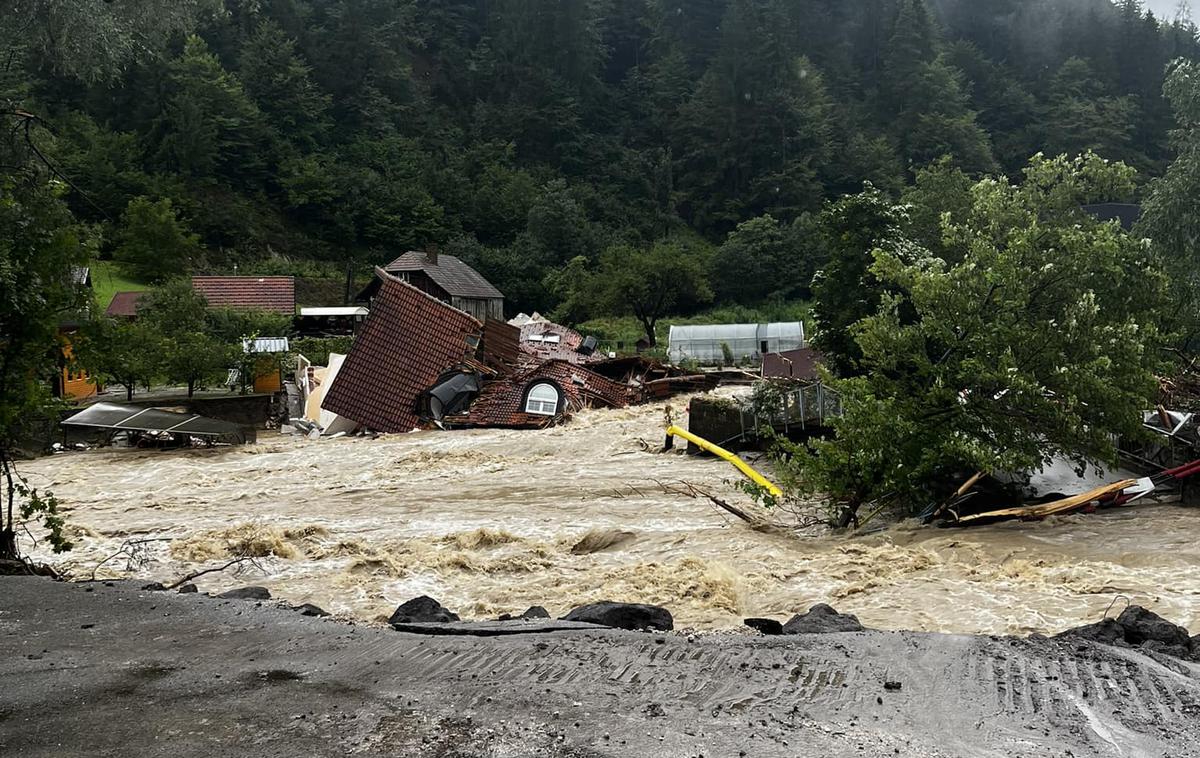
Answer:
[{"xmin": 58, "ymin": 331, "xmax": 99, "ymax": 401}]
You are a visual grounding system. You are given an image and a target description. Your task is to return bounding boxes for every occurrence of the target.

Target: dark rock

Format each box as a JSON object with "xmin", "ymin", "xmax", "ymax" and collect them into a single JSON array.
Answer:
[
  {"xmin": 176, "ymin": 583, "xmax": 198, "ymax": 594},
  {"xmin": 140, "ymin": 582, "xmax": 166, "ymax": 591},
  {"xmin": 498, "ymin": 605, "xmax": 550, "ymax": 622},
  {"xmin": 388, "ymin": 596, "xmax": 460, "ymax": 625},
  {"xmin": 561, "ymin": 601, "xmax": 673, "ymax": 631},
  {"xmin": 1058, "ymin": 607, "xmax": 1193, "ymax": 661},
  {"xmin": 884, "ymin": 681, "xmax": 902, "ymax": 691},
  {"xmin": 782, "ymin": 604, "xmax": 864, "ymax": 634},
  {"xmin": 743, "ymin": 618, "xmax": 784, "ymax": 636},
  {"xmin": 1116, "ymin": 606, "xmax": 1191, "ymax": 649},
  {"xmin": 1056, "ymin": 618, "xmax": 1126, "ymax": 646},
  {"xmin": 217, "ymin": 586, "xmax": 271, "ymax": 601},
  {"xmin": 294, "ymin": 604, "xmax": 330, "ymax": 617}
]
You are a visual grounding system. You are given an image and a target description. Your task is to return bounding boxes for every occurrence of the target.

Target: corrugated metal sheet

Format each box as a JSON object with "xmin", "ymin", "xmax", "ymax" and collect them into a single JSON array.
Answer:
[
  {"xmin": 242, "ymin": 337, "xmax": 290, "ymax": 354},
  {"xmin": 62, "ymin": 402, "xmax": 247, "ymax": 440}
]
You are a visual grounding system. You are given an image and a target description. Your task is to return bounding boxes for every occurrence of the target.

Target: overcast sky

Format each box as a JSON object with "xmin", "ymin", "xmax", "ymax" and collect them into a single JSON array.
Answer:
[{"xmin": 1145, "ymin": 0, "xmax": 1191, "ymax": 19}]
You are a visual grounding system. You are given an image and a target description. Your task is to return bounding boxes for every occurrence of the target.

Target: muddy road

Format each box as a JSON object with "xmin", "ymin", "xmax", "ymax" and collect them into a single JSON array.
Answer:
[
  {"xmin": 20, "ymin": 399, "xmax": 1200, "ymax": 635},
  {"xmin": 3, "ymin": 577, "xmax": 1199, "ymax": 758}
]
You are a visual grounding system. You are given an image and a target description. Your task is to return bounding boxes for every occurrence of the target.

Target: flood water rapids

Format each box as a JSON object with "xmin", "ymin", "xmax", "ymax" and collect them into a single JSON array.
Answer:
[{"xmin": 21, "ymin": 397, "xmax": 1200, "ymax": 635}]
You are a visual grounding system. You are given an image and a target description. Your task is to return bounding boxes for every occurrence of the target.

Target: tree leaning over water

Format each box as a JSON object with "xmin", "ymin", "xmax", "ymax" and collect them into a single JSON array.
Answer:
[{"xmin": 782, "ymin": 154, "xmax": 1167, "ymax": 524}]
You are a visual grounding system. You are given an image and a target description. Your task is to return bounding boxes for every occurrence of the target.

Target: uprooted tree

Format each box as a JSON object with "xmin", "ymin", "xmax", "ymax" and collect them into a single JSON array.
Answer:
[{"xmin": 777, "ymin": 153, "xmax": 1168, "ymax": 524}]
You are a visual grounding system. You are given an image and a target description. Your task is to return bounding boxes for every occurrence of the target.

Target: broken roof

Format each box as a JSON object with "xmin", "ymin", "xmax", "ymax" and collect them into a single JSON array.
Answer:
[
  {"xmin": 446, "ymin": 360, "xmax": 630, "ymax": 429},
  {"xmin": 192, "ymin": 276, "xmax": 296, "ymax": 315},
  {"xmin": 516, "ymin": 317, "xmax": 603, "ymax": 366},
  {"xmin": 105, "ymin": 291, "xmax": 147, "ymax": 318},
  {"xmin": 322, "ymin": 269, "xmax": 482, "ymax": 433},
  {"xmin": 384, "ymin": 251, "xmax": 504, "ymax": 300}
]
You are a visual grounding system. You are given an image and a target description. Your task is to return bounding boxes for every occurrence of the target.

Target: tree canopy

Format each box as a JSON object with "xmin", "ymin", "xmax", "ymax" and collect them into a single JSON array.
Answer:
[{"xmin": 4, "ymin": 0, "xmax": 1198, "ymax": 317}]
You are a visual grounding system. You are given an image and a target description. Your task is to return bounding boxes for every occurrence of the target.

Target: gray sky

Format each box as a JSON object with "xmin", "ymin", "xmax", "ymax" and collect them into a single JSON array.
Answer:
[{"xmin": 1145, "ymin": 0, "xmax": 1191, "ymax": 19}]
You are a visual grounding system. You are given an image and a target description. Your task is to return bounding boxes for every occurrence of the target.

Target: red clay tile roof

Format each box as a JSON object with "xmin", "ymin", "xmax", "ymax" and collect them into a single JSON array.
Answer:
[
  {"xmin": 191, "ymin": 276, "xmax": 296, "ymax": 315},
  {"xmin": 322, "ymin": 269, "xmax": 482, "ymax": 433},
  {"xmin": 384, "ymin": 251, "xmax": 504, "ymax": 300},
  {"xmin": 447, "ymin": 360, "xmax": 630, "ymax": 429},
  {"xmin": 105, "ymin": 291, "xmax": 147, "ymax": 318}
]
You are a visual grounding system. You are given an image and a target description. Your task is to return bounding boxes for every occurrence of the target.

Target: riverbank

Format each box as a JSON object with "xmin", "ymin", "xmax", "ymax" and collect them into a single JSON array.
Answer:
[
  {"xmin": 2, "ymin": 576, "xmax": 1198, "ymax": 757},
  {"xmin": 19, "ymin": 399, "xmax": 1200, "ymax": 636}
]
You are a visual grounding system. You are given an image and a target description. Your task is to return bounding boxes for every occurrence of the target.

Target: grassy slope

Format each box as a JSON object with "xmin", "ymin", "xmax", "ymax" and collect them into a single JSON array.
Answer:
[{"xmin": 90, "ymin": 260, "xmax": 150, "ymax": 308}]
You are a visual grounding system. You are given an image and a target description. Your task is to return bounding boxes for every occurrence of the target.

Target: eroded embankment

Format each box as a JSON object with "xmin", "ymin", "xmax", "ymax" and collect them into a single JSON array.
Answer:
[
  {"xmin": 3, "ymin": 577, "xmax": 1199, "ymax": 758},
  {"xmin": 20, "ymin": 398, "xmax": 1200, "ymax": 635}
]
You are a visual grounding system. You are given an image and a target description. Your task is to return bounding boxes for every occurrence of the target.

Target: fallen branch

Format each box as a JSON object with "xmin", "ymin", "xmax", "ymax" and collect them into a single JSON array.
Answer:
[
  {"xmin": 90, "ymin": 537, "xmax": 174, "ymax": 580},
  {"xmin": 164, "ymin": 557, "xmax": 263, "ymax": 590}
]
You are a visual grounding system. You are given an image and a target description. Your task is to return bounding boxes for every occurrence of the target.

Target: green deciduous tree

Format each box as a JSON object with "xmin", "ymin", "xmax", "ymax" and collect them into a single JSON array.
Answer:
[
  {"xmin": 809, "ymin": 185, "xmax": 910, "ymax": 376},
  {"xmin": 1137, "ymin": 59, "xmax": 1200, "ymax": 351},
  {"xmin": 779, "ymin": 154, "xmax": 1165, "ymax": 521},
  {"xmin": 591, "ymin": 238, "xmax": 714, "ymax": 345},
  {"xmin": 114, "ymin": 197, "xmax": 202, "ymax": 282},
  {"xmin": 78, "ymin": 319, "xmax": 164, "ymax": 401}
]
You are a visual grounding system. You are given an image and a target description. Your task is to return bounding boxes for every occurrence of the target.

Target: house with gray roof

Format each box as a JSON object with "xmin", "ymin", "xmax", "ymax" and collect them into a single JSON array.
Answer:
[{"xmin": 356, "ymin": 246, "xmax": 504, "ymax": 321}]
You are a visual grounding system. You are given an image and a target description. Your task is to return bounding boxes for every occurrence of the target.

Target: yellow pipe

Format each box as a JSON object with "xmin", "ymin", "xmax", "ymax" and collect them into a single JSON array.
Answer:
[{"xmin": 666, "ymin": 425, "xmax": 783, "ymax": 498}]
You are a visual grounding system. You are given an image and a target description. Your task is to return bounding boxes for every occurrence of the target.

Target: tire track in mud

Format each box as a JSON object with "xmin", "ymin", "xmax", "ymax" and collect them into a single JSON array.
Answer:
[{"xmin": 363, "ymin": 630, "xmax": 1200, "ymax": 756}]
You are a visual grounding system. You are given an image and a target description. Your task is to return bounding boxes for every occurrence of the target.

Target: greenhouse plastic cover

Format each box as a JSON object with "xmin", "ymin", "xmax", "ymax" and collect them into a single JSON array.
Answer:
[{"xmin": 667, "ymin": 322, "xmax": 805, "ymax": 364}]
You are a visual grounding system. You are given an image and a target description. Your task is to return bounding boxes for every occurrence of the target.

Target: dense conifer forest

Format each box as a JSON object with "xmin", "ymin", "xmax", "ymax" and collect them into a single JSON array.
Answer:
[{"xmin": 6, "ymin": 0, "xmax": 1199, "ymax": 316}]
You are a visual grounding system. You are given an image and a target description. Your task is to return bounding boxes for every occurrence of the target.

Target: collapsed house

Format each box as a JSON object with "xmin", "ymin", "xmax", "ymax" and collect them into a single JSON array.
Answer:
[{"xmin": 298, "ymin": 269, "xmax": 714, "ymax": 435}]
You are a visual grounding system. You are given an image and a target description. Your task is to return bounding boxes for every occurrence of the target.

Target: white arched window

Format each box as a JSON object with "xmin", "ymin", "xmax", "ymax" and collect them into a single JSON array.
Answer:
[{"xmin": 525, "ymin": 383, "xmax": 560, "ymax": 416}]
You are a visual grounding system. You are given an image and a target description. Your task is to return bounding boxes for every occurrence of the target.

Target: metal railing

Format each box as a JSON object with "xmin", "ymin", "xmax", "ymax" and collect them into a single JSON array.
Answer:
[{"xmin": 733, "ymin": 381, "xmax": 843, "ymax": 442}]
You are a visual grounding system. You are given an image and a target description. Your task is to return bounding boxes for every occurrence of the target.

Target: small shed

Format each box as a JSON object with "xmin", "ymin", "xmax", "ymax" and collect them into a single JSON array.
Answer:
[
  {"xmin": 667, "ymin": 322, "xmax": 805, "ymax": 365},
  {"xmin": 242, "ymin": 337, "xmax": 290, "ymax": 394}
]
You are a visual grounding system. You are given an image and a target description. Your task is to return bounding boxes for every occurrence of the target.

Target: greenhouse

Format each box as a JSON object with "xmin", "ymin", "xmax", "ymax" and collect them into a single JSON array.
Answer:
[{"xmin": 667, "ymin": 322, "xmax": 805, "ymax": 365}]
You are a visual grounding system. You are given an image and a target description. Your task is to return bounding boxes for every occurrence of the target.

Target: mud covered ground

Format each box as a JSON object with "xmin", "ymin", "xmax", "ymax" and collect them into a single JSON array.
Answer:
[
  {"xmin": 19, "ymin": 398, "xmax": 1200, "ymax": 636},
  {"xmin": 2, "ymin": 577, "xmax": 1199, "ymax": 758}
]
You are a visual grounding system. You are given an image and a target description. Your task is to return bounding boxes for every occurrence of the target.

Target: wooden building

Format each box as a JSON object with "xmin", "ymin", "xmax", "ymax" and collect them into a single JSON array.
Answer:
[{"xmin": 357, "ymin": 248, "xmax": 504, "ymax": 321}]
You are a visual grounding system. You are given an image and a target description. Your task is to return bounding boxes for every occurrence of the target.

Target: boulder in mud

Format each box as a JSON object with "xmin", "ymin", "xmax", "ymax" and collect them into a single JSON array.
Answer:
[
  {"xmin": 218, "ymin": 586, "xmax": 271, "ymax": 601},
  {"xmin": 176, "ymin": 583, "xmax": 198, "ymax": 594},
  {"xmin": 140, "ymin": 582, "xmax": 166, "ymax": 592},
  {"xmin": 743, "ymin": 618, "xmax": 783, "ymax": 636},
  {"xmin": 1116, "ymin": 606, "xmax": 1191, "ymax": 649},
  {"xmin": 294, "ymin": 603, "xmax": 330, "ymax": 617},
  {"xmin": 782, "ymin": 604, "xmax": 864, "ymax": 634},
  {"xmin": 1058, "ymin": 606, "xmax": 1193, "ymax": 659},
  {"xmin": 389, "ymin": 596, "xmax": 460, "ymax": 625},
  {"xmin": 497, "ymin": 606, "xmax": 550, "ymax": 622},
  {"xmin": 561, "ymin": 601, "xmax": 673, "ymax": 632},
  {"xmin": 1057, "ymin": 618, "xmax": 1126, "ymax": 646}
]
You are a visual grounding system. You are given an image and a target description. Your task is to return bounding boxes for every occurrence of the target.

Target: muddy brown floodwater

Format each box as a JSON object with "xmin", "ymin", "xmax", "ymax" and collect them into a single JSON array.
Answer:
[{"xmin": 20, "ymin": 397, "xmax": 1200, "ymax": 635}]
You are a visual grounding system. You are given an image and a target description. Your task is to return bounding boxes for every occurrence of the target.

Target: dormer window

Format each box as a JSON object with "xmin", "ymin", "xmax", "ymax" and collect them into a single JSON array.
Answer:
[{"xmin": 525, "ymin": 383, "xmax": 560, "ymax": 416}]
